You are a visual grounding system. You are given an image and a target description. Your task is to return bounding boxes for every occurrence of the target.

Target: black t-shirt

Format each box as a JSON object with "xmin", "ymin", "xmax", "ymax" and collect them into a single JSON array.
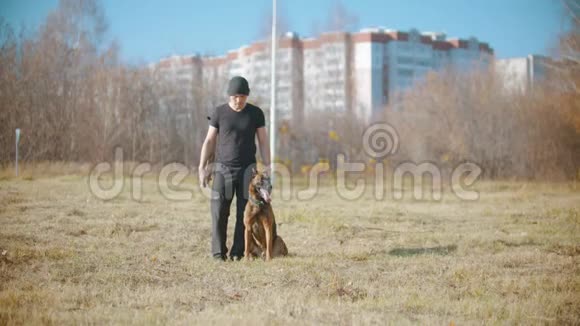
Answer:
[{"xmin": 209, "ymin": 103, "xmax": 266, "ymax": 167}]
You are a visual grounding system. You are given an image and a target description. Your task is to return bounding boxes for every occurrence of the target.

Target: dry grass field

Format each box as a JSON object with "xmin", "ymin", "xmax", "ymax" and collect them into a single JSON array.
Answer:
[{"xmin": 1, "ymin": 170, "xmax": 579, "ymax": 325}]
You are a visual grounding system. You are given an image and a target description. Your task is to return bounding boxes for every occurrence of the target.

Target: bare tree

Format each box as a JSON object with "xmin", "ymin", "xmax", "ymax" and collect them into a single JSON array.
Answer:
[
  {"xmin": 384, "ymin": 65, "xmax": 578, "ymax": 180},
  {"xmin": 324, "ymin": 0, "xmax": 359, "ymax": 33}
]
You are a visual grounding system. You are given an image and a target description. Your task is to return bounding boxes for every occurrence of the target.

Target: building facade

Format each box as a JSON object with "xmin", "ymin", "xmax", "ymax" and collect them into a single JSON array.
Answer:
[
  {"xmin": 495, "ymin": 55, "xmax": 549, "ymax": 94},
  {"xmin": 303, "ymin": 32, "xmax": 352, "ymax": 116},
  {"xmin": 153, "ymin": 55, "xmax": 203, "ymax": 113},
  {"xmin": 153, "ymin": 27, "xmax": 494, "ymax": 124},
  {"xmin": 352, "ymin": 28, "xmax": 493, "ymax": 119}
]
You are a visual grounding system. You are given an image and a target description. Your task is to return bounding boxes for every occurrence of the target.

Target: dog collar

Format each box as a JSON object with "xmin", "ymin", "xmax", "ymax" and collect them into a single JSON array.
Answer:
[{"xmin": 249, "ymin": 197, "xmax": 265, "ymax": 207}]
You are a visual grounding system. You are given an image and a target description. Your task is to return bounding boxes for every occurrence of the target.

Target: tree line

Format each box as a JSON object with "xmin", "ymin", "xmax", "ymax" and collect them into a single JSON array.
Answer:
[{"xmin": 0, "ymin": 0, "xmax": 577, "ymax": 180}]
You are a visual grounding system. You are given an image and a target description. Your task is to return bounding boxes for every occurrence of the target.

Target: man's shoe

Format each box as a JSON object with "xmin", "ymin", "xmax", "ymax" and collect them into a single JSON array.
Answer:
[
  {"xmin": 229, "ymin": 256, "xmax": 243, "ymax": 261},
  {"xmin": 213, "ymin": 254, "xmax": 226, "ymax": 261}
]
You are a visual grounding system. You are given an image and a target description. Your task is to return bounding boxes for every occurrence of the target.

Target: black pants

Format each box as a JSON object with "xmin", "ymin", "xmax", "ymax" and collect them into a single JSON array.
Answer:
[{"xmin": 210, "ymin": 163, "xmax": 255, "ymax": 259}]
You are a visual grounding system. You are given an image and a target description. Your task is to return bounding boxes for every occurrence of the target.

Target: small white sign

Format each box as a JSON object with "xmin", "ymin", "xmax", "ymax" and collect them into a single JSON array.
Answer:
[{"xmin": 15, "ymin": 128, "xmax": 21, "ymax": 143}]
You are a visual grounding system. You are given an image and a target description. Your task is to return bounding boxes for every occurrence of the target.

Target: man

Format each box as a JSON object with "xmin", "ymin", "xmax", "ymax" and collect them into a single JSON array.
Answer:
[{"xmin": 198, "ymin": 76, "xmax": 271, "ymax": 261}]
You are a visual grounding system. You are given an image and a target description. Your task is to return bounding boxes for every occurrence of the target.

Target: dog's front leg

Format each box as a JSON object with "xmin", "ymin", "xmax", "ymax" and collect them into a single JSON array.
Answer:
[
  {"xmin": 244, "ymin": 222, "xmax": 253, "ymax": 261},
  {"xmin": 263, "ymin": 222, "xmax": 273, "ymax": 261}
]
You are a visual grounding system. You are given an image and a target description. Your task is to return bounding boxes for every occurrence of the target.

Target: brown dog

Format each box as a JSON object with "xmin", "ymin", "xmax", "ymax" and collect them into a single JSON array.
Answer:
[{"xmin": 243, "ymin": 169, "xmax": 288, "ymax": 261}]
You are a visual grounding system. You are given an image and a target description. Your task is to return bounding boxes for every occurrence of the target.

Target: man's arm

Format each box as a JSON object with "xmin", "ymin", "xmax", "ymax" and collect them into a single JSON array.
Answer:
[
  {"xmin": 256, "ymin": 127, "xmax": 271, "ymax": 172},
  {"xmin": 198, "ymin": 126, "xmax": 218, "ymax": 187}
]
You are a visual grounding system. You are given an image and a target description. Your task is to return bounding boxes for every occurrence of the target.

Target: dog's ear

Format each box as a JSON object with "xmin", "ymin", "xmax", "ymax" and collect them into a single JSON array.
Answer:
[{"xmin": 252, "ymin": 167, "xmax": 257, "ymax": 176}]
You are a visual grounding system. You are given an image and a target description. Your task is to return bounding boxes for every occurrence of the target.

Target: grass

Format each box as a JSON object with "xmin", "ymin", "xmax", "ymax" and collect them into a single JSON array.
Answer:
[{"xmin": 0, "ymin": 173, "xmax": 579, "ymax": 325}]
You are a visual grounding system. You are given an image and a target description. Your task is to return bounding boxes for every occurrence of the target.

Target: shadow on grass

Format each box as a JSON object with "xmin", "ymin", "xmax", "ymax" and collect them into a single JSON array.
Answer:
[{"xmin": 388, "ymin": 244, "xmax": 457, "ymax": 257}]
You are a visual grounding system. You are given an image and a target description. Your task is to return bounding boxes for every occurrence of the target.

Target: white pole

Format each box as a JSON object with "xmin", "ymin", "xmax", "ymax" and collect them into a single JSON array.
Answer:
[
  {"xmin": 15, "ymin": 128, "xmax": 20, "ymax": 177},
  {"xmin": 270, "ymin": 0, "xmax": 277, "ymax": 180}
]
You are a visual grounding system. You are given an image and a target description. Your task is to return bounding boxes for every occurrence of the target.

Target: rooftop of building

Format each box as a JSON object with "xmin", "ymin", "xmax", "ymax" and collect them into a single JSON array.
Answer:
[{"xmin": 154, "ymin": 27, "xmax": 494, "ymax": 67}]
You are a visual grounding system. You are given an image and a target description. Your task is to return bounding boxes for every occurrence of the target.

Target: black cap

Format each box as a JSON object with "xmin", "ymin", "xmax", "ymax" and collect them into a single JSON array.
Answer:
[{"xmin": 227, "ymin": 76, "xmax": 250, "ymax": 96}]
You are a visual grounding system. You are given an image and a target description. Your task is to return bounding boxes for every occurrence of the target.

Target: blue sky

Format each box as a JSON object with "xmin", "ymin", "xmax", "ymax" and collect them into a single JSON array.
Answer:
[{"xmin": 0, "ymin": 0, "xmax": 569, "ymax": 64}]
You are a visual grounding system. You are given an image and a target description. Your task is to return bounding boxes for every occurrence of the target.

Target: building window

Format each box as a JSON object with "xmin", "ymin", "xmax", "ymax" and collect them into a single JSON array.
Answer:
[
  {"xmin": 398, "ymin": 68, "xmax": 414, "ymax": 78},
  {"xmin": 417, "ymin": 59, "xmax": 431, "ymax": 67},
  {"xmin": 397, "ymin": 56, "xmax": 414, "ymax": 65}
]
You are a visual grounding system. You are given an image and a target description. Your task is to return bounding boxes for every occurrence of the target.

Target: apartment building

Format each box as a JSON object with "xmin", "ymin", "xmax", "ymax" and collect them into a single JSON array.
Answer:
[
  {"xmin": 153, "ymin": 55, "xmax": 203, "ymax": 112},
  {"xmin": 154, "ymin": 27, "xmax": 493, "ymax": 124},
  {"xmin": 495, "ymin": 55, "xmax": 549, "ymax": 94},
  {"xmin": 352, "ymin": 28, "xmax": 493, "ymax": 120},
  {"xmin": 303, "ymin": 32, "xmax": 352, "ymax": 115}
]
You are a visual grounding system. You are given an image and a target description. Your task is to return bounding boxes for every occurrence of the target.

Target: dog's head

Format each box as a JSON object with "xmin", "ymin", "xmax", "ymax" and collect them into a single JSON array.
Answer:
[{"xmin": 250, "ymin": 168, "xmax": 272, "ymax": 204}]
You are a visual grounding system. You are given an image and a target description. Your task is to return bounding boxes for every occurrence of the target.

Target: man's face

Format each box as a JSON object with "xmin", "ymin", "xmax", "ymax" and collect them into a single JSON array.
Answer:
[{"xmin": 229, "ymin": 95, "xmax": 248, "ymax": 110}]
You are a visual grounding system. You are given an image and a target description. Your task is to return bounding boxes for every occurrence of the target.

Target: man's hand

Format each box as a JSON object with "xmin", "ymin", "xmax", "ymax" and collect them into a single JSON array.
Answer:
[
  {"xmin": 198, "ymin": 166, "xmax": 212, "ymax": 188},
  {"xmin": 199, "ymin": 126, "xmax": 218, "ymax": 188},
  {"xmin": 262, "ymin": 164, "xmax": 272, "ymax": 177}
]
